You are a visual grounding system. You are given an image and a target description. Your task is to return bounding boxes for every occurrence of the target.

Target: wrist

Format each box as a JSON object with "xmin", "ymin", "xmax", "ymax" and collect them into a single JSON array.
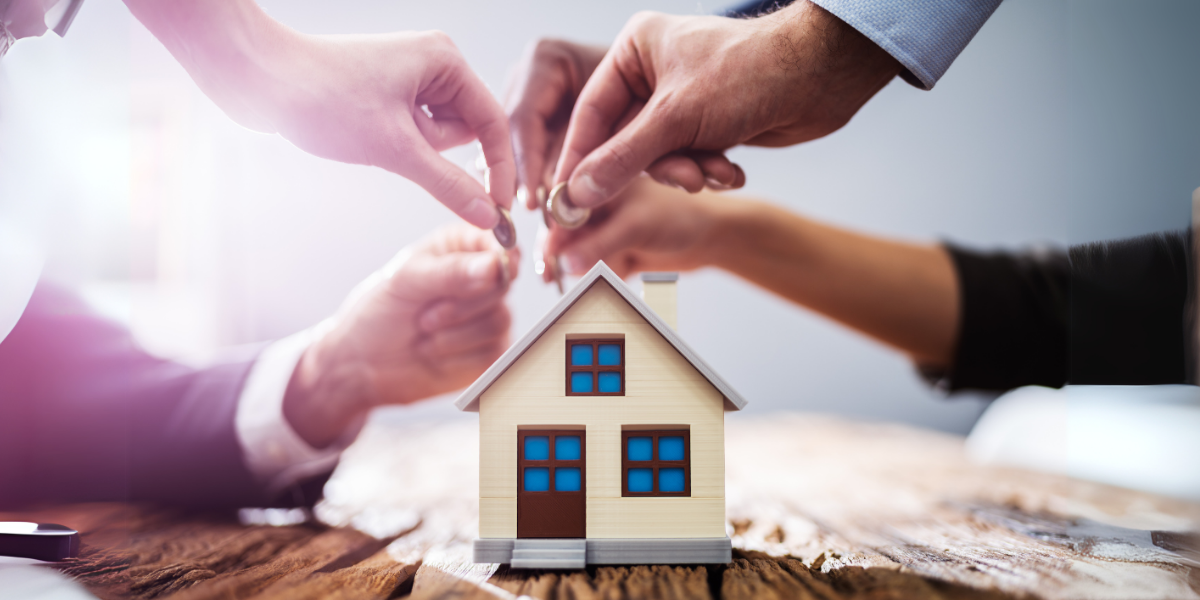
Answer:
[
  {"xmin": 705, "ymin": 196, "xmax": 768, "ymax": 273},
  {"xmin": 281, "ymin": 332, "xmax": 377, "ymax": 449},
  {"xmin": 126, "ymin": 0, "xmax": 296, "ymax": 133}
]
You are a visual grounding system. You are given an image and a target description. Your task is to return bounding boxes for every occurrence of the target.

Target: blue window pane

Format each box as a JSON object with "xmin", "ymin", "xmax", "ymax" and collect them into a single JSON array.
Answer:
[
  {"xmin": 524, "ymin": 467, "xmax": 549, "ymax": 491},
  {"xmin": 555, "ymin": 436, "xmax": 581, "ymax": 460},
  {"xmin": 524, "ymin": 436, "xmax": 549, "ymax": 460},
  {"xmin": 627, "ymin": 437, "xmax": 652, "ymax": 461},
  {"xmin": 658, "ymin": 436, "xmax": 685, "ymax": 461},
  {"xmin": 598, "ymin": 372, "xmax": 621, "ymax": 393},
  {"xmin": 659, "ymin": 468, "xmax": 686, "ymax": 492},
  {"xmin": 628, "ymin": 468, "xmax": 653, "ymax": 492},
  {"xmin": 570, "ymin": 344, "xmax": 594, "ymax": 366},
  {"xmin": 598, "ymin": 344, "xmax": 621, "ymax": 366},
  {"xmin": 570, "ymin": 372, "xmax": 594, "ymax": 393},
  {"xmin": 555, "ymin": 467, "xmax": 581, "ymax": 491}
]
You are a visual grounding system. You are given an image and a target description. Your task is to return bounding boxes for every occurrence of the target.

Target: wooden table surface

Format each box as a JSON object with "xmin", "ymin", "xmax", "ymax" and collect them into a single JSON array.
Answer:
[{"xmin": 4, "ymin": 412, "xmax": 1198, "ymax": 600}]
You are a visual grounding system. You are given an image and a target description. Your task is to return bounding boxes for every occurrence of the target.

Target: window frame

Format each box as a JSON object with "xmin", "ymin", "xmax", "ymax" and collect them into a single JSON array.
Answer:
[
  {"xmin": 565, "ymin": 339, "xmax": 625, "ymax": 396},
  {"xmin": 517, "ymin": 430, "xmax": 586, "ymax": 494},
  {"xmin": 621, "ymin": 429, "xmax": 691, "ymax": 497}
]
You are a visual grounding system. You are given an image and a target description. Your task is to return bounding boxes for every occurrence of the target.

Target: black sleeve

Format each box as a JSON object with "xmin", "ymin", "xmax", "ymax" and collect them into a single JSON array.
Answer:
[
  {"xmin": 936, "ymin": 229, "xmax": 1193, "ymax": 392},
  {"xmin": 0, "ymin": 282, "xmax": 331, "ymax": 509}
]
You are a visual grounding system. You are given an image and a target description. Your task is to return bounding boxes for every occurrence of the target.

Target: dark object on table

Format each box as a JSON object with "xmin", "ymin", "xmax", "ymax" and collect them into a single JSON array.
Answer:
[{"xmin": 0, "ymin": 521, "xmax": 79, "ymax": 561}]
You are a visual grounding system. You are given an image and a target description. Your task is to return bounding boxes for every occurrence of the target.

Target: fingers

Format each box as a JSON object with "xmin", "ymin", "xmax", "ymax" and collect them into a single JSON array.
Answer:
[
  {"xmin": 417, "ymin": 288, "xmax": 507, "ymax": 333},
  {"xmin": 426, "ymin": 339, "xmax": 510, "ymax": 377},
  {"xmin": 418, "ymin": 307, "xmax": 512, "ymax": 360},
  {"xmin": 560, "ymin": 92, "xmax": 685, "ymax": 209},
  {"xmin": 554, "ymin": 211, "xmax": 647, "ymax": 277},
  {"xmin": 551, "ymin": 47, "xmax": 639, "ymax": 205},
  {"xmin": 646, "ymin": 154, "xmax": 706, "ymax": 192},
  {"xmin": 511, "ymin": 110, "xmax": 550, "ymax": 210},
  {"xmin": 645, "ymin": 151, "xmax": 744, "ymax": 191},
  {"xmin": 397, "ymin": 124, "xmax": 502, "ymax": 229},
  {"xmin": 394, "ymin": 246, "xmax": 513, "ymax": 299},
  {"xmin": 447, "ymin": 59, "xmax": 517, "ymax": 210}
]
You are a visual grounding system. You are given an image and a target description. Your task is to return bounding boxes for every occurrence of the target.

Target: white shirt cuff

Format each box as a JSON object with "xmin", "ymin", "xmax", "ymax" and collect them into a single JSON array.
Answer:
[{"xmin": 235, "ymin": 323, "xmax": 364, "ymax": 496}]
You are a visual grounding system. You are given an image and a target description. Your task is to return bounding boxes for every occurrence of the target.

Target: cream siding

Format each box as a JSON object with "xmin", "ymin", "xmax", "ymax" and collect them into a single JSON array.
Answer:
[{"xmin": 478, "ymin": 281, "xmax": 725, "ymax": 539}]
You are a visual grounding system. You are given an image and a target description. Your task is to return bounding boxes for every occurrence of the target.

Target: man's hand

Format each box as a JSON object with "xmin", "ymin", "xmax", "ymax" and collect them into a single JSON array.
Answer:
[
  {"xmin": 282, "ymin": 225, "xmax": 518, "ymax": 448},
  {"xmin": 505, "ymin": 39, "xmax": 608, "ymax": 210},
  {"xmin": 125, "ymin": 0, "xmax": 515, "ymax": 230},
  {"xmin": 554, "ymin": 2, "xmax": 902, "ymax": 208}
]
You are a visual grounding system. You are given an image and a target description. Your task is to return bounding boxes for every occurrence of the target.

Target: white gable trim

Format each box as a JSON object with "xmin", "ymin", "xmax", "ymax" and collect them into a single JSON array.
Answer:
[{"xmin": 454, "ymin": 261, "xmax": 747, "ymax": 412}]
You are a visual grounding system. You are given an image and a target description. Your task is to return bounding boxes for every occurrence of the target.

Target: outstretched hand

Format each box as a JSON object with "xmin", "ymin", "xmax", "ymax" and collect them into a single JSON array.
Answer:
[
  {"xmin": 283, "ymin": 225, "xmax": 518, "ymax": 448},
  {"xmin": 554, "ymin": 2, "xmax": 901, "ymax": 209},
  {"xmin": 125, "ymin": 0, "xmax": 516, "ymax": 230}
]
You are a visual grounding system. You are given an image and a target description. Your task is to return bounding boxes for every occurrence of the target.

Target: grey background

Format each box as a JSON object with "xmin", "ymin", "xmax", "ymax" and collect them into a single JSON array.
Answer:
[{"xmin": 2, "ymin": 0, "xmax": 1197, "ymax": 434}]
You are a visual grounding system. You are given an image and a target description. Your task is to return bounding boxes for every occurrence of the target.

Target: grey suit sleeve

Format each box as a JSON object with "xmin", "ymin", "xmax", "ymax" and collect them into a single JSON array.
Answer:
[
  {"xmin": 810, "ymin": 0, "xmax": 1003, "ymax": 89},
  {"xmin": 0, "ymin": 282, "xmax": 330, "ymax": 509}
]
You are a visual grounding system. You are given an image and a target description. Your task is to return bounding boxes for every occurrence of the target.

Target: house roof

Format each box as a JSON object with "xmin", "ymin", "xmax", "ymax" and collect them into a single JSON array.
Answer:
[{"xmin": 454, "ymin": 261, "xmax": 748, "ymax": 412}]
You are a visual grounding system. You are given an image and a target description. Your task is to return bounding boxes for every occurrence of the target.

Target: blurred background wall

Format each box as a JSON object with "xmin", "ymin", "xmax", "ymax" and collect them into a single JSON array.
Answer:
[{"xmin": 1, "ymin": 0, "xmax": 1197, "ymax": 434}]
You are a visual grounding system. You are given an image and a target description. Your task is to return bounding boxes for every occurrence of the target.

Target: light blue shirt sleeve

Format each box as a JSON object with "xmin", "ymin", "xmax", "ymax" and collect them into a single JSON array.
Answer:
[{"xmin": 810, "ymin": 0, "xmax": 1003, "ymax": 90}]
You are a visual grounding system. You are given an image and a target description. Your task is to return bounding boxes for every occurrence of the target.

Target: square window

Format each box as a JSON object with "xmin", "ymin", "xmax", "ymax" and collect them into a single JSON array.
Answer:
[
  {"xmin": 524, "ymin": 436, "xmax": 549, "ymax": 460},
  {"xmin": 524, "ymin": 467, "xmax": 549, "ymax": 491},
  {"xmin": 570, "ymin": 344, "xmax": 593, "ymax": 366},
  {"xmin": 598, "ymin": 344, "xmax": 622, "ymax": 365},
  {"xmin": 598, "ymin": 372, "xmax": 622, "ymax": 393},
  {"xmin": 628, "ymin": 468, "xmax": 653, "ymax": 492},
  {"xmin": 555, "ymin": 467, "xmax": 581, "ymax": 491},
  {"xmin": 658, "ymin": 436, "xmax": 685, "ymax": 461},
  {"xmin": 555, "ymin": 435, "xmax": 581, "ymax": 460},
  {"xmin": 621, "ymin": 430, "xmax": 689, "ymax": 497},
  {"xmin": 659, "ymin": 468, "xmax": 685, "ymax": 492},
  {"xmin": 627, "ymin": 437, "xmax": 652, "ymax": 461},
  {"xmin": 566, "ymin": 339, "xmax": 625, "ymax": 396},
  {"xmin": 570, "ymin": 372, "xmax": 594, "ymax": 393}
]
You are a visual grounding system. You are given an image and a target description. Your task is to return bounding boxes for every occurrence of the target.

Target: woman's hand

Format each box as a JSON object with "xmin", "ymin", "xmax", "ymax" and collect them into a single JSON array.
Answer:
[{"xmin": 125, "ymin": 0, "xmax": 516, "ymax": 230}]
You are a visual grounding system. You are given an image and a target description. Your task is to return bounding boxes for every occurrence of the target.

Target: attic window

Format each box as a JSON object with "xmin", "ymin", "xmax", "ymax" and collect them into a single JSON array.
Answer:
[{"xmin": 566, "ymin": 339, "xmax": 624, "ymax": 396}]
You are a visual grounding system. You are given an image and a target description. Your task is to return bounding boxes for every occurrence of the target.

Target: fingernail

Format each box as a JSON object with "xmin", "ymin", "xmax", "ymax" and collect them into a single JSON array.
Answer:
[
  {"xmin": 463, "ymin": 197, "xmax": 500, "ymax": 229},
  {"xmin": 561, "ymin": 252, "xmax": 585, "ymax": 275},
  {"xmin": 536, "ymin": 185, "xmax": 548, "ymax": 205},
  {"xmin": 705, "ymin": 177, "xmax": 732, "ymax": 191},
  {"xmin": 574, "ymin": 173, "xmax": 606, "ymax": 207},
  {"xmin": 517, "ymin": 185, "xmax": 530, "ymax": 207}
]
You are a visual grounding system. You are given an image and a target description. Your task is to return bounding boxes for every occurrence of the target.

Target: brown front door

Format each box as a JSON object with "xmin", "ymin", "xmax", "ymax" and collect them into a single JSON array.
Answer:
[{"xmin": 517, "ymin": 429, "xmax": 585, "ymax": 538}]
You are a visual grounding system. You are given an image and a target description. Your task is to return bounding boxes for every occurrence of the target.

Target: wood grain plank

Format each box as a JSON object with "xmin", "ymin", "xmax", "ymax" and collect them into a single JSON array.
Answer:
[{"xmin": 10, "ymin": 411, "xmax": 1195, "ymax": 599}]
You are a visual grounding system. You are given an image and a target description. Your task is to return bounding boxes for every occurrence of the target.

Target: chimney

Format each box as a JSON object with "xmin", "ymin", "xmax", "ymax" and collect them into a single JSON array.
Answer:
[{"xmin": 640, "ymin": 272, "xmax": 678, "ymax": 329}]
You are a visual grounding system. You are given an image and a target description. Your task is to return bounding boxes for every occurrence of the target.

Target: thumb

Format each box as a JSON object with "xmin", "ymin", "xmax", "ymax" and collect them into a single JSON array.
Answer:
[{"xmin": 563, "ymin": 99, "xmax": 683, "ymax": 209}]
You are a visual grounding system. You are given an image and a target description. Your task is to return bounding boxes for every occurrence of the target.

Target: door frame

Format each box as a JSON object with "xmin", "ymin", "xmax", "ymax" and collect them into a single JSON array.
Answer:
[{"xmin": 516, "ymin": 429, "xmax": 586, "ymax": 538}]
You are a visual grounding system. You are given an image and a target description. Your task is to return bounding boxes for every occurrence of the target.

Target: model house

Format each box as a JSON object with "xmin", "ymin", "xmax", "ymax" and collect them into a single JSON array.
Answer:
[{"xmin": 455, "ymin": 262, "xmax": 747, "ymax": 568}]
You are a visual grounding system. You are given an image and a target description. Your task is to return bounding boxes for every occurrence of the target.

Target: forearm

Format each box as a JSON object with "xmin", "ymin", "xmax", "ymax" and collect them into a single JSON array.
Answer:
[
  {"xmin": 710, "ymin": 199, "xmax": 959, "ymax": 367},
  {"xmin": 123, "ymin": 0, "xmax": 293, "ymax": 132}
]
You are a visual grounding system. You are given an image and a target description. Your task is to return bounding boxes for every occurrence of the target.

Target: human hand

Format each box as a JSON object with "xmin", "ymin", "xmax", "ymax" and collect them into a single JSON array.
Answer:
[
  {"xmin": 125, "ymin": 0, "xmax": 515, "ymax": 230},
  {"xmin": 545, "ymin": 176, "xmax": 729, "ymax": 280},
  {"xmin": 282, "ymin": 225, "xmax": 518, "ymax": 448},
  {"xmin": 554, "ymin": 2, "xmax": 901, "ymax": 208},
  {"xmin": 504, "ymin": 39, "xmax": 608, "ymax": 211}
]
